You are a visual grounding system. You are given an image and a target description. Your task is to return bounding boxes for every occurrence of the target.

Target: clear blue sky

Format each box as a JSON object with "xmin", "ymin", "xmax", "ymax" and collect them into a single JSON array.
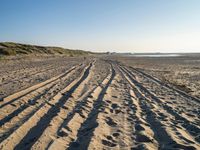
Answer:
[{"xmin": 1, "ymin": 0, "xmax": 200, "ymax": 52}]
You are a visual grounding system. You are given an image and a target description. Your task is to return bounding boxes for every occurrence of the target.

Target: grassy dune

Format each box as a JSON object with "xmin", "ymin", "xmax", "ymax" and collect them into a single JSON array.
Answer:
[{"xmin": 0, "ymin": 42, "xmax": 91, "ymax": 56}]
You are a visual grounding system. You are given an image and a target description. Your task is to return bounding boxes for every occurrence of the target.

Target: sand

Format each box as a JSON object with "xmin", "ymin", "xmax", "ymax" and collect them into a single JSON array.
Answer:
[{"xmin": 0, "ymin": 55, "xmax": 199, "ymax": 150}]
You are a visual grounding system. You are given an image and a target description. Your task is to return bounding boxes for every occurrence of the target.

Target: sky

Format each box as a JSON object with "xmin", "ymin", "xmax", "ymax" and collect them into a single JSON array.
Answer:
[{"xmin": 1, "ymin": 0, "xmax": 200, "ymax": 53}]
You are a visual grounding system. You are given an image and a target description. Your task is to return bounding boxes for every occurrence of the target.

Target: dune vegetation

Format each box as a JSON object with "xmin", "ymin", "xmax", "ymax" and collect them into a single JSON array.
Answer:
[{"xmin": 0, "ymin": 42, "xmax": 91, "ymax": 56}]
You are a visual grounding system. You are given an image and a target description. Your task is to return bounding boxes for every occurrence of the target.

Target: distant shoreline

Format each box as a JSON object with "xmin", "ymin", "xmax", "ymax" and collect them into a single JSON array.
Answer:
[{"xmin": 130, "ymin": 54, "xmax": 181, "ymax": 57}]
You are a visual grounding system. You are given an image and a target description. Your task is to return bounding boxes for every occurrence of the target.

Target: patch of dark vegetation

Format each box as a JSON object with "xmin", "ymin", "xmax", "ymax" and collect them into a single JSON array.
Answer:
[{"xmin": 0, "ymin": 42, "xmax": 93, "ymax": 56}]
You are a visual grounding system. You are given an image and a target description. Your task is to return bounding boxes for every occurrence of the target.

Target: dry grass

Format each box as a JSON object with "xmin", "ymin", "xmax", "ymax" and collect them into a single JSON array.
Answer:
[{"xmin": 0, "ymin": 42, "xmax": 92, "ymax": 56}]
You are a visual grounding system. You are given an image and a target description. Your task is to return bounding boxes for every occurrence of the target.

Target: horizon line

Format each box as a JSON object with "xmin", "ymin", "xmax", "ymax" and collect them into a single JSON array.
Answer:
[{"xmin": 1, "ymin": 41, "xmax": 200, "ymax": 54}]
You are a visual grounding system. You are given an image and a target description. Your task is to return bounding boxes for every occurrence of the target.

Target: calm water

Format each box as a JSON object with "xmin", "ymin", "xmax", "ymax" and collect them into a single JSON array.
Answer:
[{"xmin": 131, "ymin": 54, "xmax": 181, "ymax": 57}]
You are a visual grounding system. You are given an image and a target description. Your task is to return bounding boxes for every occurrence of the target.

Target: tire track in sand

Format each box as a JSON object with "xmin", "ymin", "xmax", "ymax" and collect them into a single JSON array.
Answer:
[
  {"xmin": 123, "ymin": 66, "xmax": 200, "ymax": 144},
  {"xmin": 130, "ymin": 66, "xmax": 200, "ymax": 104},
  {"xmin": 0, "ymin": 64, "xmax": 82, "ymax": 109},
  {"xmin": 119, "ymin": 64, "xmax": 200, "ymax": 149},
  {"xmin": 31, "ymin": 61, "xmax": 97, "ymax": 149},
  {"xmin": 0, "ymin": 62, "xmax": 93, "ymax": 150},
  {"xmin": 67, "ymin": 64, "xmax": 115, "ymax": 150},
  {"xmin": 0, "ymin": 64, "xmax": 68, "ymax": 87},
  {"xmin": 0, "ymin": 64, "xmax": 83, "ymax": 143},
  {"xmin": 116, "ymin": 65, "xmax": 159, "ymax": 149}
]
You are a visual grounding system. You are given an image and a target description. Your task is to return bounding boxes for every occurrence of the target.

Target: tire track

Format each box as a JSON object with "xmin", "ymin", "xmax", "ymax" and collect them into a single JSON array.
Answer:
[
  {"xmin": 0, "ymin": 63, "xmax": 79, "ymax": 100},
  {"xmin": 0, "ymin": 62, "xmax": 92, "ymax": 150},
  {"xmin": 44, "ymin": 61, "xmax": 111, "ymax": 150},
  {"xmin": 0, "ymin": 64, "xmax": 81, "ymax": 109},
  {"xmin": 31, "ymin": 61, "xmax": 97, "ymax": 149},
  {"xmin": 12, "ymin": 61, "xmax": 94, "ymax": 150},
  {"xmin": 130, "ymin": 66, "xmax": 200, "ymax": 104},
  {"xmin": 129, "ymin": 89, "xmax": 159, "ymax": 149},
  {"xmin": 86, "ymin": 72, "xmax": 143, "ymax": 149},
  {"xmin": 0, "ymin": 64, "xmax": 81, "ymax": 122},
  {"xmin": 128, "ymin": 66, "xmax": 200, "ymax": 120},
  {"xmin": 118, "ymin": 64, "xmax": 199, "ymax": 149},
  {"xmin": 117, "ymin": 65, "xmax": 159, "ymax": 149},
  {"xmin": 0, "ymin": 58, "xmax": 79, "ymax": 88},
  {"xmin": 0, "ymin": 83, "xmax": 55, "ymax": 127},
  {"xmin": 1, "ymin": 58, "xmax": 199, "ymax": 150},
  {"xmin": 67, "ymin": 64, "xmax": 115, "ymax": 150},
  {"xmin": 122, "ymin": 66, "xmax": 200, "ymax": 144},
  {"xmin": 0, "ymin": 64, "xmax": 84, "ymax": 143},
  {"xmin": 0, "ymin": 64, "xmax": 59, "ymax": 86}
]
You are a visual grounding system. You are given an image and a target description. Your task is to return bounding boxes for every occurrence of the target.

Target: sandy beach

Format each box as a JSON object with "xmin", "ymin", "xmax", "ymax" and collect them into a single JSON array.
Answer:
[{"xmin": 0, "ymin": 55, "xmax": 199, "ymax": 149}]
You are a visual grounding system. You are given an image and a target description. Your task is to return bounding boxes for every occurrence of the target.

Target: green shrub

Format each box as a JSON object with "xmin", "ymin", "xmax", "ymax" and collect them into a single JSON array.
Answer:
[{"xmin": 0, "ymin": 48, "xmax": 16, "ymax": 55}]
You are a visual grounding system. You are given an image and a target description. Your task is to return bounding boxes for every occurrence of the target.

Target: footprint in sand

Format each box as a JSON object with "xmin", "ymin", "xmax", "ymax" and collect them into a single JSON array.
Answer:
[
  {"xmin": 105, "ymin": 117, "xmax": 117, "ymax": 127},
  {"xmin": 101, "ymin": 139, "xmax": 117, "ymax": 147},
  {"xmin": 112, "ymin": 132, "xmax": 120, "ymax": 138}
]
